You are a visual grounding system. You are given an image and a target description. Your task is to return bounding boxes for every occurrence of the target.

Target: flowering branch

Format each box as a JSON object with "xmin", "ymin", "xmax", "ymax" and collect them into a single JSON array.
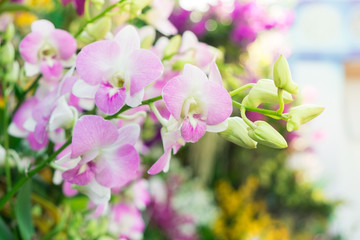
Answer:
[{"xmin": 74, "ymin": 0, "xmax": 127, "ymax": 38}]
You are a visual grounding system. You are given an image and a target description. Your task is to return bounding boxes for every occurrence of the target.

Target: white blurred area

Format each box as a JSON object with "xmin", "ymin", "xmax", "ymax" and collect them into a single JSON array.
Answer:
[{"xmin": 289, "ymin": 1, "xmax": 360, "ymax": 239}]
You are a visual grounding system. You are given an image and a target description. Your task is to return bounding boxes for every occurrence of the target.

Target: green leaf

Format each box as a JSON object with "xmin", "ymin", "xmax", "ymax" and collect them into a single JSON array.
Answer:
[
  {"xmin": 0, "ymin": 216, "xmax": 14, "ymax": 240},
  {"xmin": 15, "ymin": 181, "xmax": 34, "ymax": 240}
]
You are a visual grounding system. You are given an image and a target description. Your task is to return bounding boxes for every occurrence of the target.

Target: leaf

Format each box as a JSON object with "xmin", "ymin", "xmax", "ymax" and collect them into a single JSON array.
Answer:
[
  {"xmin": 15, "ymin": 181, "xmax": 35, "ymax": 240},
  {"xmin": 0, "ymin": 216, "xmax": 14, "ymax": 240}
]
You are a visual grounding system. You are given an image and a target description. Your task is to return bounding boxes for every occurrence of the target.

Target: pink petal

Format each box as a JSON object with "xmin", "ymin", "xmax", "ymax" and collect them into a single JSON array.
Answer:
[
  {"xmin": 114, "ymin": 25, "xmax": 140, "ymax": 59},
  {"xmin": 181, "ymin": 118, "xmax": 206, "ymax": 143},
  {"xmin": 202, "ymin": 80, "xmax": 232, "ymax": 125},
  {"xmin": 62, "ymin": 162, "xmax": 96, "ymax": 185},
  {"xmin": 95, "ymin": 83, "xmax": 126, "ymax": 115},
  {"xmin": 27, "ymin": 132, "xmax": 48, "ymax": 150},
  {"xmin": 162, "ymin": 75, "xmax": 191, "ymax": 120},
  {"xmin": 40, "ymin": 60, "xmax": 63, "ymax": 79},
  {"xmin": 51, "ymin": 29, "xmax": 77, "ymax": 60},
  {"xmin": 12, "ymin": 97, "xmax": 38, "ymax": 131},
  {"xmin": 95, "ymin": 144, "xmax": 140, "ymax": 188},
  {"xmin": 182, "ymin": 64, "xmax": 208, "ymax": 85},
  {"xmin": 71, "ymin": 115, "xmax": 119, "ymax": 158},
  {"xmin": 115, "ymin": 124, "xmax": 140, "ymax": 146},
  {"xmin": 147, "ymin": 149, "xmax": 171, "ymax": 175},
  {"xmin": 129, "ymin": 49, "xmax": 163, "ymax": 95},
  {"xmin": 76, "ymin": 40, "xmax": 121, "ymax": 85},
  {"xmin": 62, "ymin": 181, "xmax": 78, "ymax": 197},
  {"xmin": 209, "ymin": 61, "xmax": 223, "ymax": 85},
  {"xmin": 19, "ymin": 32, "xmax": 43, "ymax": 64}
]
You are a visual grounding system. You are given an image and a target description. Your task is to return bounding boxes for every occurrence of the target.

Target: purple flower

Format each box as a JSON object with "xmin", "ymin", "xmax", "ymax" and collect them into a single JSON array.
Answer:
[
  {"xmin": 19, "ymin": 20, "xmax": 76, "ymax": 81},
  {"xmin": 75, "ymin": 25, "xmax": 164, "ymax": 115}
]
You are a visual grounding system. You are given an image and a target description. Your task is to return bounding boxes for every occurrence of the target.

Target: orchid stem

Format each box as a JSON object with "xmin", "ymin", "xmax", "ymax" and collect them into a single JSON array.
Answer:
[
  {"xmin": 106, "ymin": 95, "xmax": 162, "ymax": 120},
  {"xmin": 232, "ymin": 100, "xmax": 288, "ymax": 121},
  {"xmin": 149, "ymin": 102, "xmax": 168, "ymax": 127},
  {"xmin": 229, "ymin": 83, "xmax": 255, "ymax": 97},
  {"xmin": 0, "ymin": 138, "xmax": 72, "ymax": 210}
]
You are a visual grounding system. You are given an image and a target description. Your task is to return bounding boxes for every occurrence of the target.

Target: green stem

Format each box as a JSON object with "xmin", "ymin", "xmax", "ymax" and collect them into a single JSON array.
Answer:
[
  {"xmin": 229, "ymin": 83, "xmax": 255, "ymax": 97},
  {"xmin": 74, "ymin": 0, "xmax": 127, "ymax": 38},
  {"xmin": 12, "ymin": 74, "xmax": 41, "ymax": 118},
  {"xmin": 277, "ymin": 88, "xmax": 284, "ymax": 114},
  {"xmin": 106, "ymin": 95, "xmax": 162, "ymax": 120},
  {"xmin": 240, "ymin": 106, "xmax": 256, "ymax": 129},
  {"xmin": 0, "ymin": 3, "xmax": 31, "ymax": 13},
  {"xmin": 149, "ymin": 102, "xmax": 168, "ymax": 126},
  {"xmin": 2, "ymin": 78, "xmax": 11, "ymax": 192},
  {"xmin": 232, "ymin": 100, "xmax": 288, "ymax": 121},
  {"xmin": 0, "ymin": 138, "xmax": 71, "ymax": 210}
]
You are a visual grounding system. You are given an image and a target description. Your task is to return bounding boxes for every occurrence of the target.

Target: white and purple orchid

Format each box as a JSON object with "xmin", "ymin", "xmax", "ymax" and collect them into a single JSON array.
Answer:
[
  {"xmin": 74, "ymin": 25, "xmax": 164, "ymax": 115},
  {"xmin": 62, "ymin": 115, "xmax": 140, "ymax": 190},
  {"xmin": 19, "ymin": 20, "xmax": 76, "ymax": 81},
  {"xmin": 148, "ymin": 63, "xmax": 232, "ymax": 174}
]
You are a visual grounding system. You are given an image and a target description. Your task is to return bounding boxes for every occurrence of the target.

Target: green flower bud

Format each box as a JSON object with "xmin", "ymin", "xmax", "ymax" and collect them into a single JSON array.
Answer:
[
  {"xmin": 286, "ymin": 104, "xmax": 324, "ymax": 132},
  {"xmin": 4, "ymin": 61, "xmax": 19, "ymax": 83},
  {"xmin": 86, "ymin": 17, "xmax": 111, "ymax": 41},
  {"xmin": 126, "ymin": 0, "xmax": 152, "ymax": 16},
  {"xmin": 0, "ymin": 42, "xmax": 14, "ymax": 65},
  {"xmin": 140, "ymin": 27, "xmax": 156, "ymax": 49},
  {"xmin": 273, "ymin": 54, "xmax": 298, "ymax": 94},
  {"xmin": 242, "ymin": 79, "xmax": 293, "ymax": 108},
  {"xmin": 219, "ymin": 117, "xmax": 257, "ymax": 149},
  {"xmin": 3, "ymin": 23, "xmax": 15, "ymax": 42},
  {"xmin": 172, "ymin": 59, "xmax": 194, "ymax": 71},
  {"xmin": 163, "ymin": 35, "xmax": 181, "ymax": 60},
  {"xmin": 248, "ymin": 121, "xmax": 288, "ymax": 149}
]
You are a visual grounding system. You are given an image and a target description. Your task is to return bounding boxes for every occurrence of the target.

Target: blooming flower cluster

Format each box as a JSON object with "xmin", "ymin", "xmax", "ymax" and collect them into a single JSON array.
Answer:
[{"xmin": 1, "ymin": 1, "xmax": 324, "ymax": 239}]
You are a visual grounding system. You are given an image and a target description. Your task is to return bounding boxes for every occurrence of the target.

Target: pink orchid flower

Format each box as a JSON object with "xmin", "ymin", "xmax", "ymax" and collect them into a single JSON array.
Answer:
[
  {"xmin": 75, "ymin": 25, "xmax": 163, "ymax": 115},
  {"xmin": 148, "ymin": 63, "xmax": 232, "ymax": 175},
  {"xmin": 62, "ymin": 115, "xmax": 140, "ymax": 190},
  {"xmin": 163, "ymin": 63, "xmax": 232, "ymax": 142},
  {"xmin": 9, "ymin": 69, "xmax": 81, "ymax": 150},
  {"xmin": 19, "ymin": 20, "xmax": 76, "ymax": 80}
]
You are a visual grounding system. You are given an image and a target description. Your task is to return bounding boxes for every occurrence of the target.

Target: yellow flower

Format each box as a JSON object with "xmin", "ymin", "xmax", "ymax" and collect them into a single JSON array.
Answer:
[{"xmin": 14, "ymin": 12, "xmax": 38, "ymax": 27}]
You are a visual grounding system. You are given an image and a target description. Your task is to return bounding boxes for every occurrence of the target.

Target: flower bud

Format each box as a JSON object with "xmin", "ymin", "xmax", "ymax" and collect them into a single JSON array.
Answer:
[
  {"xmin": 286, "ymin": 104, "xmax": 324, "ymax": 132},
  {"xmin": 163, "ymin": 35, "xmax": 181, "ymax": 60},
  {"xmin": 3, "ymin": 23, "xmax": 15, "ymax": 42},
  {"xmin": 248, "ymin": 121, "xmax": 287, "ymax": 149},
  {"xmin": 4, "ymin": 61, "xmax": 19, "ymax": 83},
  {"xmin": 86, "ymin": 17, "xmax": 111, "ymax": 41},
  {"xmin": 273, "ymin": 54, "xmax": 298, "ymax": 94},
  {"xmin": 242, "ymin": 79, "xmax": 293, "ymax": 108},
  {"xmin": 219, "ymin": 117, "xmax": 257, "ymax": 149},
  {"xmin": 0, "ymin": 42, "xmax": 14, "ymax": 65}
]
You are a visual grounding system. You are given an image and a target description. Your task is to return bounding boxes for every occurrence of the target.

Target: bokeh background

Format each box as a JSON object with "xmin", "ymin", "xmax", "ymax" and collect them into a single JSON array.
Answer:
[{"xmin": 2, "ymin": 0, "xmax": 360, "ymax": 239}]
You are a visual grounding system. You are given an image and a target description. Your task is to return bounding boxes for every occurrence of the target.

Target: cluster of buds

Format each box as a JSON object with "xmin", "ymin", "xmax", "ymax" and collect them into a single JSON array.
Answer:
[{"xmin": 220, "ymin": 55, "xmax": 324, "ymax": 149}]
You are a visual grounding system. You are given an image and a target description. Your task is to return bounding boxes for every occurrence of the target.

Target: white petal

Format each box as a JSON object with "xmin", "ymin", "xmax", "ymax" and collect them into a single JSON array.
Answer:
[
  {"xmin": 72, "ymin": 79, "xmax": 99, "ymax": 99},
  {"xmin": 23, "ymin": 117, "xmax": 36, "ymax": 132},
  {"xmin": 8, "ymin": 123, "xmax": 28, "ymax": 138},
  {"xmin": 125, "ymin": 89, "xmax": 144, "ymax": 107},
  {"xmin": 79, "ymin": 179, "xmax": 111, "ymax": 205},
  {"xmin": 49, "ymin": 96, "xmax": 76, "ymax": 131},
  {"xmin": 206, "ymin": 119, "xmax": 228, "ymax": 133},
  {"xmin": 24, "ymin": 62, "xmax": 40, "ymax": 77}
]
